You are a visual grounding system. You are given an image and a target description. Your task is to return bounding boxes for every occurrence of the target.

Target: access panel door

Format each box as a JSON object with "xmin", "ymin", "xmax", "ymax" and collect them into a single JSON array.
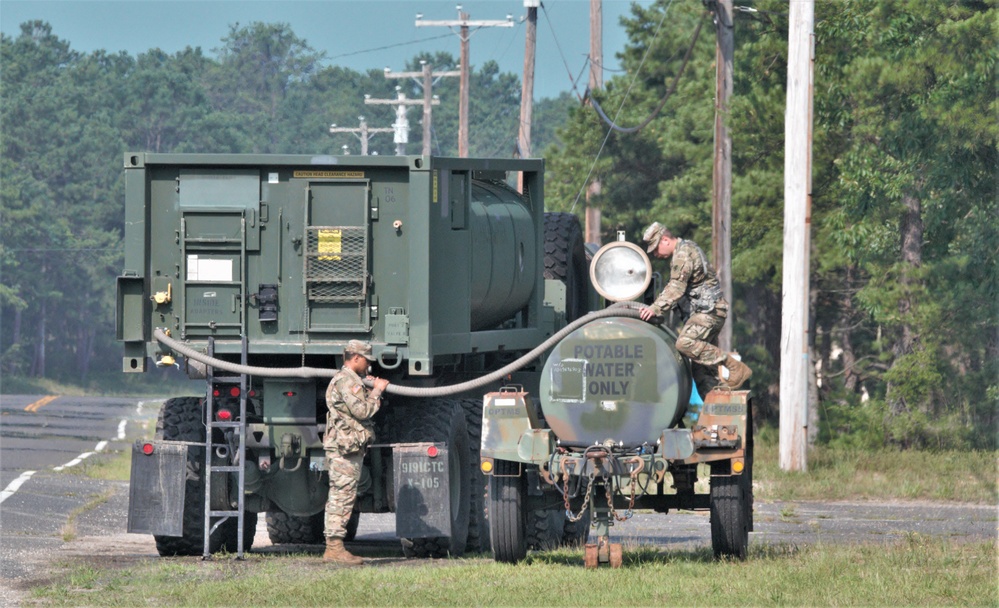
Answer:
[{"xmin": 304, "ymin": 181, "xmax": 370, "ymax": 332}]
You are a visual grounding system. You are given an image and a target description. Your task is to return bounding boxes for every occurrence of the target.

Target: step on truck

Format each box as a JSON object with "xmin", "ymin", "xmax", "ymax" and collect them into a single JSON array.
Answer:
[{"xmin": 118, "ymin": 153, "xmax": 751, "ymax": 563}]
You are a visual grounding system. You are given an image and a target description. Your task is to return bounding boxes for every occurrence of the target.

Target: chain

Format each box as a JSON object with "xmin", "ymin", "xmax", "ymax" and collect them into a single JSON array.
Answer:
[
  {"xmin": 561, "ymin": 457, "xmax": 595, "ymax": 523},
  {"xmin": 606, "ymin": 457, "xmax": 643, "ymax": 522}
]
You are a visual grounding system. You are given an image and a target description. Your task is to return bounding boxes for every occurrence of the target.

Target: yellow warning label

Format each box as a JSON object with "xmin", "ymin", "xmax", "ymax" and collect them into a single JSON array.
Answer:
[
  {"xmin": 432, "ymin": 172, "xmax": 439, "ymax": 203},
  {"xmin": 294, "ymin": 170, "xmax": 365, "ymax": 179},
  {"xmin": 318, "ymin": 229, "xmax": 342, "ymax": 261}
]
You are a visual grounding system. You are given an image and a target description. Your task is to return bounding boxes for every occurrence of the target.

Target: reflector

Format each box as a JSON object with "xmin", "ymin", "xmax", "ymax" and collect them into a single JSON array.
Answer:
[
  {"xmin": 426, "ymin": 445, "xmax": 439, "ymax": 458},
  {"xmin": 142, "ymin": 443, "xmax": 155, "ymax": 455},
  {"xmin": 217, "ymin": 409, "xmax": 233, "ymax": 421},
  {"xmin": 589, "ymin": 241, "xmax": 653, "ymax": 302},
  {"xmin": 229, "ymin": 386, "xmax": 240, "ymax": 397}
]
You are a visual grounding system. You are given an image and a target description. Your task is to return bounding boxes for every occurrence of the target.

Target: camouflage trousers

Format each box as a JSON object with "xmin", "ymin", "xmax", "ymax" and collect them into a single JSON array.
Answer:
[
  {"xmin": 324, "ymin": 450, "xmax": 368, "ymax": 539},
  {"xmin": 675, "ymin": 311, "xmax": 727, "ymax": 392}
]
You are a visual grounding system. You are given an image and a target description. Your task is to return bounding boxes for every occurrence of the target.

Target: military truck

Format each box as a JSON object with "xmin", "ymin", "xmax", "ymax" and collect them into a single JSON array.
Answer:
[
  {"xmin": 120, "ymin": 153, "xmax": 595, "ymax": 557},
  {"xmin": 119, "ymin": 153, "xmax": 752, "ymax": 564}
]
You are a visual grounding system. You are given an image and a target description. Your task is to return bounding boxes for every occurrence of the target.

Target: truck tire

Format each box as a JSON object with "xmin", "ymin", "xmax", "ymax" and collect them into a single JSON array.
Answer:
[
  {"xmin": 152, "ymin": 397, "xmax": 227, "ymax": 556},
  {"xmin": 544, "ymin": 212, "xmax": 589, "ymax": 322},
  {"xmin": 458, "ymin": 397, "xmax": 491, "ymax": 554},
  {"xmin": 400, "ymin": 400, "xmax": 471, "ymax": 558},
  {"xmin": 710, "ymin": 471, "xmax": 750, "ymax": 559},
  {"xmin": 223, "ymin": 511, "xmax": 257, "ymax": 553},
  {"xmin": 561, "ymin": 510, "xmax": 591, "ymax": 547},
  {"xmin": 266, "ymin": 510, "xmax": 324, "ymax": 545},
  {"xmin": 526, "ymin": 509, "xmax": 561, "ymax": 551},
  {"xmin": 489, "ymin": 460, "xmax": 527, "ymax": 563}
]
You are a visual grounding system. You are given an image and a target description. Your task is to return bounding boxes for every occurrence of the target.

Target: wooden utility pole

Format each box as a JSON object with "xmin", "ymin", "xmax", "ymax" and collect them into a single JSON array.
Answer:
[
  {"xmin": 712, "ymin": 0, "xmax": 734, "ymax": 353},
  {"xmin": 779, "ymin": 0, "xmax": 814, "ymax": 472},
  {"xmin": 585, "ymin": 0, "xmax": 603, "ymax": 245},
  {"xmin": 384, "ymin": 61, "xmax": 460, "ymax": 156},
  {"xmin": 329, "ymin": 117, "xmax": 393, "ymax": 156},
  {"xmin": 364, "ymin": 87, "xmax": 440, "ymax": 155},
  {"xmin": 416, "ymin": 8, "xmax": 514, "ymax": 157},
  {"xmin": 517, "ymin": 0, "xmax": 539, "ymax": 192}
]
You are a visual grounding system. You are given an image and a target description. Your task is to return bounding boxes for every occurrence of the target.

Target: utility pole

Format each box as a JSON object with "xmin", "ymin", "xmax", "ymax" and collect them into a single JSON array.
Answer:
[
  {"xmin": 780, "ymin": 0, "xmax": 814, "ymax": 472},
  {"xmin": 517, "ymin": 0, "xmax": 539, "ymax": 192},
  {"xmin": 585, "ymin": 0, "xmax": 603, "ymax": 245},
  {"xmin": 384, "ymin": 61, "xmax": 459, "ymax": 156},
  {"xmin": 364, "ymin": 87, "xmax": 439, "ymax": 155},
  {"xmin": 329, "ymin": 116, "xmax": 393, "ymax": 156},
  {"xmin": 712, "ymin": 0, "xmax": 734, "ymax": 354},
  {"xmin": 416, "ymin": 7, "xmax": 514, "ymax": 157}
]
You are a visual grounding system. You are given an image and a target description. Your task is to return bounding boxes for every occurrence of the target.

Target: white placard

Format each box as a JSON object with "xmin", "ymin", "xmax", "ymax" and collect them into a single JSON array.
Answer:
[{"xmin": 187, "ymin": 255, "xmax": 233, "ymax": 282}]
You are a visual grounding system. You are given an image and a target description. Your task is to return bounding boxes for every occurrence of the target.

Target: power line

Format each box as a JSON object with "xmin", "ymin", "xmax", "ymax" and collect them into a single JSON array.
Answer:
[{"xmin": 327, "ymin": 33, "xmax": 454, "ymax": 61}]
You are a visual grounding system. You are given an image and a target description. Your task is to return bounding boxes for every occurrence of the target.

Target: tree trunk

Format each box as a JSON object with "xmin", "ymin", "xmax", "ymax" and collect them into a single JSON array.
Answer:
[
  {"xmin": 32, "ymin": 297, "xmax": 47, "ymax": 378},
  {"xmin": 887, "ymin": 191, "xmax": 924, "ymax": 415},
  {"xmin": 839, "ymin": 265, "xmax": 859, "ymax": 393}
]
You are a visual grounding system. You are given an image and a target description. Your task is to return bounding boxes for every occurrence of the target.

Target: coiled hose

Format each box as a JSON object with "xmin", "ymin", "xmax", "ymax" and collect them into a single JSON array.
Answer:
[{"xmin": 153, "ymin": 302, "xmax": 650, "ymax": 399}]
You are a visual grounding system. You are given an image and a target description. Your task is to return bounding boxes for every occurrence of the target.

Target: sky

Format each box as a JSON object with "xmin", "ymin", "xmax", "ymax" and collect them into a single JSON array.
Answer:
[{"xmin": 1, "ymin": 0, "xmax": 654, "ymax": 100}]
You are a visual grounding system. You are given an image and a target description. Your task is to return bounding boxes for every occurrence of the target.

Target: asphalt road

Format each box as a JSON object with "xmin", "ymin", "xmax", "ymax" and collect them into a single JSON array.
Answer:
[{"xmin": 1, "ymin": 394, "xmax": 995, "ymax": 606}]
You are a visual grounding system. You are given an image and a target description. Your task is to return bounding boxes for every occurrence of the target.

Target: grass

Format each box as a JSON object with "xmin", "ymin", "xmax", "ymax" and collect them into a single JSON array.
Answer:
[
  {"xmin": 61, "ymin": 489, "xmax": 116, "ymax": 542},
  {"xmin": 79, "ymin": 448, "xmax": 134, "ymax": 483},
  {"xmin": 27, "ymin": 537, "xmax": 996, "ymax": 607},
  {"xmin": 752, "ymin": 427, "xmax": 998, "ymax": 504}
]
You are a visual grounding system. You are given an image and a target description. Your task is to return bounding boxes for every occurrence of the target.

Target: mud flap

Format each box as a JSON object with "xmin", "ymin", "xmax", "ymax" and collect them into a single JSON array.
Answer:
[
  {"xmin": 393, "ymin": 443, "xmax": 451, "ymax": 539},
  {"xmin": 126, "ymin": 440, "xmax": 187, "ymax": 536}
]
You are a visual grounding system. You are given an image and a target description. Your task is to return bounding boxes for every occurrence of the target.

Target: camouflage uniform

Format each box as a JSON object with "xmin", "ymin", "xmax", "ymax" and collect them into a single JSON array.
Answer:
[
  {"xmin": 324, "ymin": 365, "xmax": 381, "ymax": 540},
  {"xmin": 646, "ymin": 237, "xmax": 729, "ymax": 387}
]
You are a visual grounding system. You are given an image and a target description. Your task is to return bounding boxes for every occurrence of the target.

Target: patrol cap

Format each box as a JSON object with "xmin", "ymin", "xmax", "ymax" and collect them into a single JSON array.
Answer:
[
  {"xmin": 642, "ymin": 222, "xmax": 666, "ymax": 253},
  {"xmin": 345, "ymin": 339, "xmax": 376, "ymax": 362}
]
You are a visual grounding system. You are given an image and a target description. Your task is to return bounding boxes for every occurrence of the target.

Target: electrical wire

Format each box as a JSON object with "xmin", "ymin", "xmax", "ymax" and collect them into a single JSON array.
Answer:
[
  {"xmin": 565, "ymin": 0, "xmax": 678, "ymax": 213},
  {"xmin": 327, "ymin": 33, "xmax": 455, "ymax": 61},
  {"xmin": 587, "ymin": 17, "xmax": 704, "ymax": 135}
]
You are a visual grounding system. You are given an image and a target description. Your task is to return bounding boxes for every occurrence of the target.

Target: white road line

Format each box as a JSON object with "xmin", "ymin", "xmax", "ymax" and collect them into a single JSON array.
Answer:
[
  {"xmin": 1, "ymin": 471, "xmax": 37, "ymax": 504},
  {"xmin": 95, "ymin": 440, "xmax": 108, "ymax": 452},
  {"xmin": 53, "ymin": 452, "xmax": 95, "ymax": 472},
  {"xmin": 117, "ymin": 420, "xmax": 127, "ymax": 440}
]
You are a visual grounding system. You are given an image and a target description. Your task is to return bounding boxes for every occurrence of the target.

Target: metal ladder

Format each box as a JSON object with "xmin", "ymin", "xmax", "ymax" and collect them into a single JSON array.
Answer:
[{"xmin": 203, "ymin": 336, "xmax": 249, "ymax": 558}]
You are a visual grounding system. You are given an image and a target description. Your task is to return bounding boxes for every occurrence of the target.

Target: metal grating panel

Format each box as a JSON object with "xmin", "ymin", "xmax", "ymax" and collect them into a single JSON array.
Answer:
[{"xmin": 305, "ymin": 226, "xmax": 367, "ymax": 302}]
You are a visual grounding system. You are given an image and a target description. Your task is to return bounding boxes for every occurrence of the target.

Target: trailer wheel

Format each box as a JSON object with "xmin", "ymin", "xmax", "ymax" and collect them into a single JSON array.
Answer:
[
  {"xmin": 401, "ymin": 400, "xmax": 471, "ymax": 558},
  {"xmin": 489, "ymin": 460, "xmax": 527, "ymax": 563},
  {"xmin": 709, "ymin": 469, "xmax": 750, "ymax": 559},
  {"xmin": 266, "ymin": 510, "xmax": 324, "ymax": 545},
  {"xmin": 544, "ymin": 212, "xmax": 589, "ymax": 322},
  {"xmin": 152, "ymin": 396, "xmax": 227, "ymax": 556}
]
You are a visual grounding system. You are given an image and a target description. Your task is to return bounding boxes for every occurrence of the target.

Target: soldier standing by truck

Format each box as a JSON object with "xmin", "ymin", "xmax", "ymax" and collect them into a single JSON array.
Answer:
[
  {"xmin": 323, "ymin": 340, "xmax": 389, "ymax": 565},
  {"xmin": 638, "ymin": 222, "xmax": 752, "ymax": 391}
]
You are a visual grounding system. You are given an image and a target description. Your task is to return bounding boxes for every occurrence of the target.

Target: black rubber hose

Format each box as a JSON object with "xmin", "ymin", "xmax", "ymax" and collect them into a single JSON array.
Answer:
[{"xmin": 153, "ymin": 302, "xmax": 651, "ymax": 398}]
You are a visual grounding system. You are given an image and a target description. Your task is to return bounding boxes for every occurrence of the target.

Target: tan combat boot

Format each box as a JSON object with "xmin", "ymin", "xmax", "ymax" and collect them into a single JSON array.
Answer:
[
  {"xmin": 721, "ymin": 354, "xmax": 753, "ymax": 390},
  {"xmin": 322, "ymin": 538, "xmax": 363, "ymax": 566}
]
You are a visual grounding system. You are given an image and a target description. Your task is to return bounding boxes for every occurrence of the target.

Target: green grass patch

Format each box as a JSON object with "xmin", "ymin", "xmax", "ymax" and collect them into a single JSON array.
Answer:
[
  {"xmin": 754, "ymin": 426, "xmax": 998, "ymax": 504},
  {"xmin": 27, "ymin": 538, "xmax": 996, "ymax": 607},
  {"xmin": 79, "ymin": 449, "xmax": 133, "ymax": 482}
]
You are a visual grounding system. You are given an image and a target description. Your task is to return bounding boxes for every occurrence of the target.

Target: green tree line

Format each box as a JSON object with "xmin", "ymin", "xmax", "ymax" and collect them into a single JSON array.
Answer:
[
  {"xmin": 3, "ymin": 1, "xmax": 996, "ymax": 451},
  {"xmin": 0, "ymin": 20, "xmax": 573, "ymax": 386},
  {"xmin": 546, "ymin": 0, "xmax": 996, "ymax": 449}
]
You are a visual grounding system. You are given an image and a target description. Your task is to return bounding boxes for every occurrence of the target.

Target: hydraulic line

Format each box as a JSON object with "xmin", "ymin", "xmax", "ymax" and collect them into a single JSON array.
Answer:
[{"xmin": 153, "ymin": 302, "xmax": 650, "ymax": 399}]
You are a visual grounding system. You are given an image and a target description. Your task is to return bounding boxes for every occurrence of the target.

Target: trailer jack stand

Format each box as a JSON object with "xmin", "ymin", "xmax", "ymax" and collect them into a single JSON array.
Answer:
[{"xmin": 584, "ymin": 536, "xmax": 623, "ymax": 568}]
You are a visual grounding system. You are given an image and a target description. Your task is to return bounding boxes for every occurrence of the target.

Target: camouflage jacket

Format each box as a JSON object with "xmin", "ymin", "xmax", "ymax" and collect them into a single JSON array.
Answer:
[
  {"xmin": 324, "ymin": 366, "xmax": 382, "ymax": 454},
  {"xmin": 650, "ymin": 238, "xmax": 728, "ymax": 316}
]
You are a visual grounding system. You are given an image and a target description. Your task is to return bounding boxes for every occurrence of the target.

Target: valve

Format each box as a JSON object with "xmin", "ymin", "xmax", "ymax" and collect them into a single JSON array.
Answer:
[{"xmin": 152, "ymin": 282, "xmax": 172, "ymax": 305}]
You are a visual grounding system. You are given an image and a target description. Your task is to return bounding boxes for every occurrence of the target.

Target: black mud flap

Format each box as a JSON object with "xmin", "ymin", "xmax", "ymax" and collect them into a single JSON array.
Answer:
[
  {"xmin": 126, "ymin": 440, "xmax": 187, "ymax": 536},
  {"xmin": 393, "ymin": 443, "xmax": 451, "ymax": 539}
]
